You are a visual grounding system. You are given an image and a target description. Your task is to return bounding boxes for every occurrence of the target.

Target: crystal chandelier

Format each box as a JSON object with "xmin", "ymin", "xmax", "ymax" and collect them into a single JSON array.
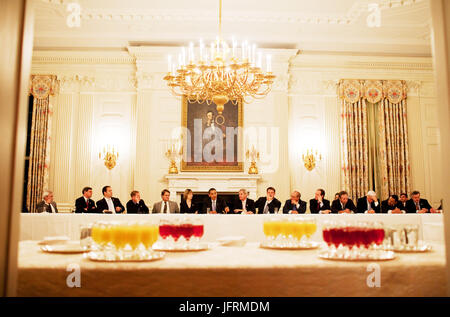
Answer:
[{"xmin": 163, "ymin": 0, "xmax": 276, "ymax": 114}]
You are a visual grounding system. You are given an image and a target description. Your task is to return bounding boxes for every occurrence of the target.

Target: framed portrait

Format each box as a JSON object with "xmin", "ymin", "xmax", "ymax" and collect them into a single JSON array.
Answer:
[{"xmin": 181, "ymin": 96, "xmax": 243, "ymax": 172}]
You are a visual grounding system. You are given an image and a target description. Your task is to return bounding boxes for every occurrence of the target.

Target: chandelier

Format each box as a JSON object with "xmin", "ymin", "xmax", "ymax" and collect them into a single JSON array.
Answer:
[{"xmin": 163, "ymin": 0, "xmax": 276, "ymax": 114}]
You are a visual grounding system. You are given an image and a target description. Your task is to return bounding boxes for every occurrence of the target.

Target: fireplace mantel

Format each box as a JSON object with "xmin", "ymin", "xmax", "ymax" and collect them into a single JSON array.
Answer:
[{"xmin": 165, "ymin": 173, "xmax": 261, "ymax": 202}]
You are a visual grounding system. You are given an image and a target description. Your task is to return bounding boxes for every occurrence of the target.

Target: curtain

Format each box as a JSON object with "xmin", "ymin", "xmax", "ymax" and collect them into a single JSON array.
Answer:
[
  {"xmin": 27, "ymin": 75, "xmax": 58, "ymax": 213},
  {"xmin": 339, "ymin": 79, "xmax": 410, "ymax": 201}
]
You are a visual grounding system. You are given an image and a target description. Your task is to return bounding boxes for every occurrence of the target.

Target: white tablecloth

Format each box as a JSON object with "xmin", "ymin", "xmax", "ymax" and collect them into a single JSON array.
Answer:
[{"xmin": 20, "ymin": 213, "xmax": 445, "ymax": 243}]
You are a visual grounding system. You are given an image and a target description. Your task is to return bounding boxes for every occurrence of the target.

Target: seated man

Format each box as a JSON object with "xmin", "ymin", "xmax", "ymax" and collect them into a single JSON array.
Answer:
[
  {"xmin": 96, "ymin": 186, "xmax": 125, "ymax": 214},
  {"xmin": 356, "ymin": 191, "xmax": 380, "ymax": 214},
  {"xmin": 309, "ymin": 188, "xmax": 331, "ymax": 214},
  {"xmin": 75, "ymin": 187, "xmax": 96, "ymax": 213},
  {"xmin": 126, "ymin": 190, "xmax": 149, "ymax": 214},
  {"xmin": 232, "ymin": 189, "xmax": 256, "ymax": 214},
  {"xmin": 36, "ymin": 191, "xmax": 58, "ymax": 213},
  {"xmin": 398, "ymin": 193, "xmax": 408, "ymax": 211},
  {"xmin": 381, "ymin": 195, "xmax": 403, "ymax": 214},
  {"xmin": 202, "ymin": 188, "xmax": 229, "ymax": 214},
  {"xmin": 331, "ymin": 191, "xmax": 356, "ymax": 214},
  {"xmin": 255, "ymin": 187, "xmax": 282, "ymax": 214},
  {"xmin": 406, "ymin": 190, "xmax": 437, "ymax": 213},
  {"xmin": 283, "ymin": 191, "xmax": 307, "ymax": 214},
  {"xmin": 152, "ymin": 189, "xmax": 180, "ymax": 214}
]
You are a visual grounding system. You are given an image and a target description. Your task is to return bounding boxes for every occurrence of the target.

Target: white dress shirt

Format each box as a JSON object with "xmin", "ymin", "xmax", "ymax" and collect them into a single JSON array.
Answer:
[
  {"xmin": 105, "ymin": 197, "xmax": 115, "ymax": 213},
  {"xmin": 162, "ymin": 201, "xmax": 171, "ymax": 214}
]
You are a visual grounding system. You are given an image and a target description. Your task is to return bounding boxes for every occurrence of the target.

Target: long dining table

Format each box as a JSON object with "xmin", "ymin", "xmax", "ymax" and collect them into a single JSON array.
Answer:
[{"xmin": 17, "ymin": 213, "xmax": 447, "ymax": 297}]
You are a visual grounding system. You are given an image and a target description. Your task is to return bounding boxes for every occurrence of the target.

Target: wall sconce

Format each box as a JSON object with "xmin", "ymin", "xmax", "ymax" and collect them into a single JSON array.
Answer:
[
  {"xmin": 245, "ymin": 145, "xmax": 260, "ymax": 175},
  {"xmin": 99, "ymin": 145, "xmax": 119, "ymax": 170},
  {"xmin": 302, "ymin": 148, "xmax": 322, "ymax": 171},
  {"xmin": 165, "ymin": 140, "xmax": 182, "ymax": 174}
]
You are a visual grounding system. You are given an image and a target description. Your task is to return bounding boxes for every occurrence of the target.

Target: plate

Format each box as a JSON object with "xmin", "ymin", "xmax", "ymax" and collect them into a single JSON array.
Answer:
[
  {"xmin": 40, "ymin": 242, "xmax": 88, "ymax": 254},
  {"xmin": 38, "ymin": 236, "xmax": 70, "ymax": 245},
  {"xmin": 87, "ymin": 251, "xmax": 165, "ymax": 262},
  {"xmin": 384, "ymin": 244, "xmax": 432, "ymax": 253},
  {"xmin": 152, "ymin": 241, "xmax": 210, "ymax": 252},
  {"xmin": 318, "ymin": 250, "xmax": 396, "ymax": 261},
  {"xmin": 259, "ymin": 241, "xmax": 320, "ymax": 250}
]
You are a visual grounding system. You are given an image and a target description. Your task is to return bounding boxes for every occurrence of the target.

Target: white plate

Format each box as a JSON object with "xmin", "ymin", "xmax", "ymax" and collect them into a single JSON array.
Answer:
[
  {"xmin": 40, "ymin": 242, "xmax": 87, "ymax": 254},
  {"xmin": 87, "ymin": 251, "xmax": 165, "ymax": 262},
  {"xmin": 318, "ymin": 250, "xmax": 396, "ymax": 261},
  {"xmin": 152, "ymin": 241, "xmax": 210, "ymax": 252},
  {"xmin": 384, "ymin": 244, "xmax": 432, "ymax": 253},
  {"xmin": 217, "ymin": 236, "xmax": 246, "ymax": 247},
  {"xmin": 38, "ymin": 236, "xmax": 70, "ymax": 245},
  {"xmin": 259, "ymin": 241, "xmax": 320, "ymax": 250}
]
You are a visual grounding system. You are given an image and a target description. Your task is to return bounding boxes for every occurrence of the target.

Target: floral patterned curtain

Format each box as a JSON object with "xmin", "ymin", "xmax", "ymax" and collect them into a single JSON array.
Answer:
[
  {"xmin": 339, "ymin": 79, "xmax": 410, "ymax": 201},
  {"xmin": 27, "ymin": 75, "xmax": 58, "ymax": 213}
]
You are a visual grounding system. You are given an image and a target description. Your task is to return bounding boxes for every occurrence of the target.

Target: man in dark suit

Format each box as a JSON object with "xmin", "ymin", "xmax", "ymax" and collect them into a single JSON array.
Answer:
[
  {"xmin": 356, "ymin": 191, "xmax": 381, "ymax": 214},
  {"xmin": 283, "ymin": 191, "xmax": 307, "ymax": 214},
  {"xmin": 36, "ymin": 191, "xmax": 58, "ymax": 213},
  {"xmin": 232, "ymin": 189, "xmax": 256, "ymax": 214},
  {"xmin": 75, "ymin": 187, "xmax": 96, "ymax": 213},
  {"xmin": 96, "ymin": 186, "xmax": 125, "ymax": 214},
  {"xmin": 255, "ymin": 187, "xmax": 282, "ymax": 214},
  {"xmin": 126, "ymin": 190, "xmax": 149, "ymax": 214},
  {"xmin": 309, "ymin": 188, "xmax": 331, "ymax": 214},
  {"xmin": 331, "ymin": 191, "xmax": 356, "ymax": 213},
  {"xmin": 202, "ymin": 188, "xmax": 229, "ymax": 214},
  {"xmin": 398, "ymin": 193, "xmax": 408, "ymax": 211},
  {"xmin": 381, "ymin": 195, "xmax": 403, "ymax": 214},
  {"xmin": 406, "ymin": 190, "xmax": 437, "ymax": 213}
]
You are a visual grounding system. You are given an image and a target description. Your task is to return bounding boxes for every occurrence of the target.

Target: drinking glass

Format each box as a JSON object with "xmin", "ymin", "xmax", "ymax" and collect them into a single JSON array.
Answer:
[
  {"xmin": 80, "ymin": 223, "xmax": 92, "ymax": 250},
  {"xmin": 303, "ymin": 217, "xmax": 317, "ymax": 246},
  {"xmin": 159, "ymin": 218, "xmax": 173, "ymax": 248},
  {"xmin": 179, "ymin": 217, "xmax": 194, "ymax": 249},
  {"xmin": 192, "ymin": 217, "xmax": 204, "ymax": 248}
]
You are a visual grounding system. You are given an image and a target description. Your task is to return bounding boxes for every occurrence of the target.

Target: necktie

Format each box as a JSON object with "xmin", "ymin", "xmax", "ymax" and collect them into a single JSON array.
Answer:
[
  {"xmin": 416, "ymin": 202, "xmax": 420, "ymax": 210},
  {"xmin": 293, "ymin": 204, "xmax": 297, "ymax": 211},
  {"xmin": 86, "ymin": 199, "xmax": 89, "ymax": 209},
  {"xmin": 47, "ymin": 204, "xmax": 51, "ymax": 213},
  {"xmin": 317, "ymin": 201, "xmax": 320, "ymax": 211},
  {"xmin": 212, "ymin": 201, "xmax": 216, "ymax": 211},
  {"xmin": 263, "ymin": 202, "xmax": 269, "ymax": 214},
  {"xmin": 163, "ymin": 202, "xmax": 167, "ymax": 213}
]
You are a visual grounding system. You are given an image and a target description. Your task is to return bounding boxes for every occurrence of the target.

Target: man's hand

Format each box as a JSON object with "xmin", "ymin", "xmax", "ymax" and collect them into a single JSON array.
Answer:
[
  {"xmin": 430, "ymin": 208, "xmax": 439, "ymax": 213},
  {"xmin": 321, "ymin": 209, "xmax": 331, "ymax": 214},
  {"xmin": 290, "ymin": 210, "xmax": 299, "ymax": 214},
  {"xmin": 245, "ymin": 211, "xmax": 254, "ymax": 215},
  {"xmin": 209, "ymin": 210, "xmax": 217, "ymax": 214},
  {"xmin": 367, "ymin": 210, "xmax": 375, "ymax": 214},
  {"xmin": 391, "ymin": 208, "xmax": 402, "ymax": 214},
  {"xmin": 115, "ymin": 207, "xmax": 121, "ymax": 212},
  {"xmin": 419, "ymin": 208, "xmax": 428, "ymax": 214},
  {"xmin": 224, "ymin": 207, "xmax": 230, "ymax": 213},
  {"xmin": 339, "ymin": 209, "xmax": 351, "ymax": 214},
  {"xmin": 103, "ymin": 209, "xmax": 112, "ymax": 214},
  {"xmin": 234, "ymin": 209, "xmax": 243, "ymax": 214}
]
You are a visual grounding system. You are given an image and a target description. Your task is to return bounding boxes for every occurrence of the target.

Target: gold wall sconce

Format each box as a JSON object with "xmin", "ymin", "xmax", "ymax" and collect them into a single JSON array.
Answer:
[
  {"xmin": 99, "ymin": 145, "xmax": 119, "ymax": 170},
  {"xmin": 302, "ymin": 149, "xmax": 322, "ymax": 171},
  {"xmin": 246, "ymin": 145, "xmax": 260, "ymax": 174},
  {"xmin": 165, "ymin": 141, "xmax": 183, "ymax": 174}
]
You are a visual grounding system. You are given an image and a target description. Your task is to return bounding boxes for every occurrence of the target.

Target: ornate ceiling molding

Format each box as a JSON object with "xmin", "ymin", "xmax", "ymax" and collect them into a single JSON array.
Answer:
[{"xmin": 39, "ymin": 0, "xmax": 426, "ymax": 26}]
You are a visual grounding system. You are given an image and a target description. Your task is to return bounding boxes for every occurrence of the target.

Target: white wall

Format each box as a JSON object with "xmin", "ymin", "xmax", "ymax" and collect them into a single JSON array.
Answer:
[{"xmin": 30, "ymin": 48, "xmax": 443, "ymax": 211}]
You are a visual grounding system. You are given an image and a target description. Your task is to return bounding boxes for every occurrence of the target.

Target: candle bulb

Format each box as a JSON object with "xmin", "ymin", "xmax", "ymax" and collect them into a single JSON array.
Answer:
[
  {"xmin": 232, "ymin": 36, "xmax": 236, "ymax": 58},
  {"xmin": 199, "ymin": 39, "xmax": 204, "ymax": 61},
  {"xmin": 189, "ymin": 42, "xmax": 194, "ymax": 63},
  {"xmin": 181, "ymin": 47, "xmax": 186, "ymax": 66},
  {"xmin": 257, "ymin": 51, "xmax": 262, "ymax": 68},
  {"xmin": 167, "ymin": 55, "xmax": 172, "ymax": 73},
  {"xmin": 252, "ymin": 44, "xmax": 256, "ymax": 65},
  {"xmin": 266, "ymin": 54, "xmax": 272, "ymax": 72}
]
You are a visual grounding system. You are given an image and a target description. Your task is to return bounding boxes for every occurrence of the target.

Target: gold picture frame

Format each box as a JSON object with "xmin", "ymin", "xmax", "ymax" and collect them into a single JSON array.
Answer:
[{"xmin": 181, "ymin": 96, "xmax": 243, "ymax": 172}]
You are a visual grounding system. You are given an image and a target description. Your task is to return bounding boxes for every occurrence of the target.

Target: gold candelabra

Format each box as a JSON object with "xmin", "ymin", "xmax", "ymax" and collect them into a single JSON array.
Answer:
[
  {"xmin": 99, "ymin": 145, "xmax": 118, "ymax": 170},
  {"xmin": 163, "ymin": 0, "xmax": 275, "ymax": 114},
  {"xmin": 245, "ymin": 145, "xmax": 260, "ymax": 175},
  {"xmin": 165, "ymin": 141, "xmax": 183, "ymax": 174},
  {"xmin": 302, "ymin": 149, "xmax": 322, "ymax": 171}
]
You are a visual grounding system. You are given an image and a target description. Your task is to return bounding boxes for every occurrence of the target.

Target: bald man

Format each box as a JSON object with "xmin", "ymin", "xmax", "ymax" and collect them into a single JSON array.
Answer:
[{"xmin": 283, "ymin": 191, "xmax": 307, "ymax": 214}]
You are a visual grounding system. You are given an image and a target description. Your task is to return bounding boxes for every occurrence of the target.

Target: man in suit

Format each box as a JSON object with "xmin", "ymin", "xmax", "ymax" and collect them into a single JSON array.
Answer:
[
  {"xmin": 36, "ymin": 191, "xmax": 58, "ymax": 213},
  {"xmin": 75, "ymin": 187, "xmax": 96, "ymax": 213},
  {"xmin": 406, "ymin": 190, "xmax": 437, "ymax": 213},
  {"xmin": 381, "ymin": 195, "xmax": 403, "ymax": 214},
  {"xmin": 126, "ymin": 190, "xmax": 149, "ymax": 214},
  {"xmin": 331, "ymin": 191, "xmax": 356, "ymax": 214},
  {"xmin": 309, "ymin": 188, "xmax": 331, "ymax": 214},
  {"xmin": 283, "ymin": 191, "xmax": 307, "ymax": 214},
  {"xmin": 96, "ymin": 186, "xmax": 125, "ymax": 214},
  {"xmin": 152, "ymin": 189, "xmax": 180, "ymax": 213},
  {"xmin": 255, "ymin": 187, "xmax": 282, "ymax": 214},
  {"xmin": 232, "ymin": 189, "xmax": 256, "ymax": 214},
  {"xmin": 202, "ymin": 188, "xmax": 229, "ymax": 214},
  {"xmin": 356, "ymin": 191, "xmax": 381, "ymax": 214},
  {"xmin": 398, "ymin": 193, "xmax": 408, "ymax": 211}
]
